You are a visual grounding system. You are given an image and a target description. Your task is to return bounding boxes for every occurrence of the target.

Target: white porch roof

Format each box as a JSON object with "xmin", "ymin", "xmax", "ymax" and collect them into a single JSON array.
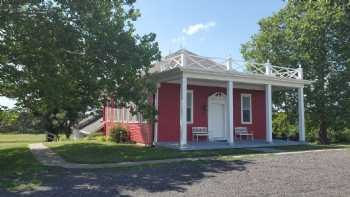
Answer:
[{"xmin": 152, "ymin": 49, "xmax": 312, "ymax": 88}]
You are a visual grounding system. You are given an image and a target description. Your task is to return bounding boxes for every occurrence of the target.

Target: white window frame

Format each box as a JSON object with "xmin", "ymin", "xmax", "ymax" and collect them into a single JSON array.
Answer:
[
  {"xmin": 187, "ymin": 90, "xmax": 193, "ymax": 124},
  {"xmin": 241, "ymin": 93, "xmax": 252, "ymax": 124},
  {"xmin": 113, "ymin": 106, "xmax": 146, "ymax": 124}
]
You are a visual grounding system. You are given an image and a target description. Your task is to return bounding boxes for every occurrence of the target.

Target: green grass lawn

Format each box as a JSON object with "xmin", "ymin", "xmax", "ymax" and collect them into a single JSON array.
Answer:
[
  {"xmin": 47, "ymin": 140, "xmax": 260, "ymax": 164},
  {"xmin": 47, "ymin": 140, "xmax": 350, "ymax": 164},
  {"xmin": 0, "ymin": 133, "xmax": 47, "ymax": 191}
]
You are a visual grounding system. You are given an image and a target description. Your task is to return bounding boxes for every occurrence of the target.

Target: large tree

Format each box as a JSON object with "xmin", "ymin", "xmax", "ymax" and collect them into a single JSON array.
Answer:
[
  {"xmin": 241, "ymin": 0, "xmax": 350, "ymax": 144},
  {"xmin": 0, "ymin": 0, "xmax": 160, "ymax": 138}
]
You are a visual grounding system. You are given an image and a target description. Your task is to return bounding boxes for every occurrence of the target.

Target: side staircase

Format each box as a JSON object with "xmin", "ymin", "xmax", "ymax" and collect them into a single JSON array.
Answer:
[{"xmin": 72, "ymin": 116, "xmax": 104, "ymax": 139}]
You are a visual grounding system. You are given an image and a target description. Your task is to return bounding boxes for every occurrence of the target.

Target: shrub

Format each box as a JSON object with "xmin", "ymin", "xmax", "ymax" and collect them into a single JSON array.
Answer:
[
  {"xmin": 330, "ymin": 128, "xmax": 350, "ymax": 143},
  {"xmin": 109, "ymin": 125, "xmax": 130, "ymax": 143},
  {"xmin": 95, "ymin": 135, "xmax": 107, "ymax": 142}
]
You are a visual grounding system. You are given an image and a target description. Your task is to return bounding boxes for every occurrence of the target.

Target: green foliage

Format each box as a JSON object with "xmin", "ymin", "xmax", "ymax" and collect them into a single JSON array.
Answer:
[
  {"xmin": 241, "ymin": 0, "xmax": 350, "ymax": 144},
  {"xmin": 272, "ymin": 112, "xmax": 298, "ymax": 140},
  {"xmin": 109, "ymin": 125, "xmax": 130, "ymax": 143},
  {"xmin": 0, "ymin": 109, "xmax": 18, "ymax": 130},
  {"xmin": 95, "ymin": 135, "xmax": 108, "ymax": 142},
  {"xmin": 84, "ymin": 131, "xmax": 104, "ymax": 140},
  {"xmin": 0, "ymin": 1, "xmax": 161, "ymax": 137},
  {"xmin": 329, "ymin": 128, "xmax": 350, "ymax": 143},
  {"xmin": 0, "ymin": 109, "xmax": 43, "ymax": 133}
]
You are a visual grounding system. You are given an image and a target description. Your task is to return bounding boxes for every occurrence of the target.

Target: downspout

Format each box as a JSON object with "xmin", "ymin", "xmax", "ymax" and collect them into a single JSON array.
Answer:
[
  {"xmin": 151, "ymin": 93, "xmax": 156, "ymax": 147},
  {"xmin": 102, "ymin": 103, "xmax": 107, "ymax": 136}
]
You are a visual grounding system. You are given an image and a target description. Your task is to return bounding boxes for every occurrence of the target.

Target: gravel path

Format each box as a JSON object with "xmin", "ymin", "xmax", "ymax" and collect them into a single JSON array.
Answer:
[{"xmin": 2, "ymin": 149, "xmax": 350, "ymax": 197}]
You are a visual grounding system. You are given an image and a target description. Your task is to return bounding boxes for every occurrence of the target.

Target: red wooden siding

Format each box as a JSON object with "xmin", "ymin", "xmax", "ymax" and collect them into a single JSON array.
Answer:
[
  {"xmin": 127, "ymin": 123, "xmax": 152, "ymax": 145},
  {"xmin": 103, "ymin": 106, "xmax": 152, "ymax": 145},
  {"xmin": 103, "ymin": 82, "xmax": 266, "ymax": 144},
  {"xmin": 157, "ymin": 82, "xmax": 266, "ymax": 142},
  {"xmin": 157, "ymin": 83, "xmax": 181, "ymax": 141},
  {"xmin": 234, "ymin": 89, "xmax": 266, "ymax": 139}
]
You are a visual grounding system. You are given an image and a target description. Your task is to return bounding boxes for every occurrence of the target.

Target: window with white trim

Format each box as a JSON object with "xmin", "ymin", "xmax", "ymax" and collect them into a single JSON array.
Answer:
[
  {"xmin": 113, "ymin": 105, "xmax": 146, "ymax": 123},
  {"xmin": 241, "ymin": 94, "xmax": 252, "ymax": 124},
  {"xmin": 187, "ymin": 90, "xmax": 193, "ymax": 123}
]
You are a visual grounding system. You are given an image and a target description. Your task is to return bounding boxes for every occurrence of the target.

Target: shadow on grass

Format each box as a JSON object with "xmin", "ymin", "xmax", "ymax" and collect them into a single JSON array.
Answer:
[
  {"xmin": 6, "ymin": 158, "xmax": 254, "ymax": 196},
  {"xmin": 0, "ymin": 145, "xmax": 48, "ymax": 192}
]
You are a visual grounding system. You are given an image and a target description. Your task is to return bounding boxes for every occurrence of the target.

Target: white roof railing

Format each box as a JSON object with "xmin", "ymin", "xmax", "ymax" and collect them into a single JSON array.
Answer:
[{"xmin": 157, "ymin": 50, "xmax": 303, "ymax": 80}]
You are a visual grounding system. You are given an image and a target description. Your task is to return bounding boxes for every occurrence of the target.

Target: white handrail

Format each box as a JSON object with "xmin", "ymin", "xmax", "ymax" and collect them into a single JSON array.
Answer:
[{"xmin": 157, "ymin": 52, "xmax": 303, "ymax": 80}]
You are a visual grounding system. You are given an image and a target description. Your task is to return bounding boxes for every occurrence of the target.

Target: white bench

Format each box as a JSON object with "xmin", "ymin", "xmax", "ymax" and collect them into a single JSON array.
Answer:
[
  {"xmin": 235, "ymin": 127, "xmax": 254, "ymax": 141},
  {"xmin": 192, "ymin": 127, "xmax": 208, "ymax": 142}
]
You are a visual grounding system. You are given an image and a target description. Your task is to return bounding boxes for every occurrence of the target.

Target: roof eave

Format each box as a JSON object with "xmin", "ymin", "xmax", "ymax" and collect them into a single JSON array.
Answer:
[
  {"xmin": 181, "ymin": 67, "xmax": 312, "ymax": 88},
  {"xmin": 152, "ymin": 67, "xmax": 312, "ymax": 88}
]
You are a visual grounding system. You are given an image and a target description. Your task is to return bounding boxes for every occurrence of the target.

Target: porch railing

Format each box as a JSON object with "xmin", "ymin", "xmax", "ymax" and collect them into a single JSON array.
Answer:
[
  {"xmin": 158, "ymin": 53, "xmax": 303, "ymax": 80},
  {"xmin": 229, "ymin": 59, "xmax": 303, "ymax": 80}
]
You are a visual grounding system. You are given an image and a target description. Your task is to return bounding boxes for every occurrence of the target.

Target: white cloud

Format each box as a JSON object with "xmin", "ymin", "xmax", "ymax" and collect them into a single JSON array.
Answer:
[{"xmin": 182, "ymin": 21, "xmax": 216, "ymax": 35}]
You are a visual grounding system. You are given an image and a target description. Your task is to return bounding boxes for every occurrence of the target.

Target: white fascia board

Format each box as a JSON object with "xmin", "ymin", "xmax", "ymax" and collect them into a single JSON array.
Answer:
[
  {"xmin": 181, "ymin": 67, "xmax": 311, "ymax": 88},
  {"xmin": 152, "ymin": 68, "xmax": 182, "ymax": 82}
]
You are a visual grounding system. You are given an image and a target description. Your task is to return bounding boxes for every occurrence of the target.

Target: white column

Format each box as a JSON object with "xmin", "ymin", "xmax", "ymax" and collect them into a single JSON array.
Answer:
[
  {"xmin": 298, "ymin": 87, "xmax": 305, "ymax": 142},
  {"xmin": 265, "ymin": 60, "xmax": 272, "ymax": 75},
  {"xmin": 180, "ymin": 76, "xmax": 188, "ymax": 146},
  {"xmin": 265, "ymin": 84, "xmax": 273, "ymax": 143},
  {"xmin": 227, "ymin": 81, "xmax": 234, "ymax": 144},
  {"xmin": 226, "ymin": 57, "xmax": 233, "ymax": 70},
  {"xmin": 153, "ymin": 84, "xmax": 160, "ymax": 144}
]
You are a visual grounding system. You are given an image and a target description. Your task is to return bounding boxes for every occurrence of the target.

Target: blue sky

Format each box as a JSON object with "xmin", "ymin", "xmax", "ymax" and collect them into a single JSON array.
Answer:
[
  {"xmin": 0, "ymin": 1, "xmax": 285, "ymax": 108},
  {"xmin": 134, "ymin": 0, "xmax": 285, "ymax": 59}
]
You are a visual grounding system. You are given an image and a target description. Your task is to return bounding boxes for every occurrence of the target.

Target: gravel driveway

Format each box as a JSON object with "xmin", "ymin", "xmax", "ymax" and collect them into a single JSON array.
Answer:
[{"xmin": 2, "ymin": 149, "xmax": 350, "ymax": 197}]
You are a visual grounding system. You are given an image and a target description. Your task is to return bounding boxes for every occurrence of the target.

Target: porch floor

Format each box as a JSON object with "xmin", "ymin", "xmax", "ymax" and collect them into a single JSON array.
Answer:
[{"xmin": 157, "ymin": 139, "xmax": 306, "ymax": 151}]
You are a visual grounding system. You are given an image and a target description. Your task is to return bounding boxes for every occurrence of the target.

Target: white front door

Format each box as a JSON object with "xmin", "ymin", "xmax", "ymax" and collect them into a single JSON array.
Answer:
[{"xmin": 208, "ymin": 92, "xmax": 227, "ymax": 141}]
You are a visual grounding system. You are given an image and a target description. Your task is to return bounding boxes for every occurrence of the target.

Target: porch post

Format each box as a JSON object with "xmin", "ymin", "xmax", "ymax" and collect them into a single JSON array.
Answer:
[
  {"xmin": 265, "ymin": 84, "xmax": 273, "ymax": 143},
  {"xmin": 298, "ymin": 87, "xmax": 305, "ymax": 142},
  {"xmin": 180, "ymin": 76, "xmax": 188, "ymax": 146},
  {"xmin": 227, "ymin": 80, "xmax": 234, "ymax": 144}
]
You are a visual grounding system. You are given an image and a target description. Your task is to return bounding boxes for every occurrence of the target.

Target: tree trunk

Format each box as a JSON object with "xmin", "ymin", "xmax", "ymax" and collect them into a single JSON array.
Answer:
[
  {"xmin": 64, "ymin": 128, "xmax": 71, "ymax": 139},
  {"xmin": 44, "ymin": 114, "xmax": 59, "ymax": 142},
  {"xmin": 319, "ymin": 117, "xmax": 329, "ymax": 144}
]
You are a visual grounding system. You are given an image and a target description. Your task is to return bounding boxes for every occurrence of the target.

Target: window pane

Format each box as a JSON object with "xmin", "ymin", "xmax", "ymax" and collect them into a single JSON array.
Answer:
[
  {"xmin": 128, "ymin": 110, "xmax": 133, "ymax": 122},
  {"xmin": 186, "ymin": 91, "xmax": 193, "ymax": 123},
  {"xmin": 187, "ymin": 92, "xmax": 192, "ymax": 106},
  {"xmin": 116, "ymin": 109, "xmax": 120, "ymax": 122},
  {"xmin": 243, "ymin": 110, "xmax": 250, "ymax": 122},
  {"xmin": 137, "ymin": 113, "xmax": 143, "ymax": 123},
  {"xmin": 187, "ymin": 108, "xmax": 192, "ymax": 122},
  {"xmin": 123, "ymin": 108, "xmax": 128, "ymax": 122},
  {"xmin": 242, "ymin": 96, "xmax": 250, "ymax": 109}
]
